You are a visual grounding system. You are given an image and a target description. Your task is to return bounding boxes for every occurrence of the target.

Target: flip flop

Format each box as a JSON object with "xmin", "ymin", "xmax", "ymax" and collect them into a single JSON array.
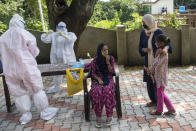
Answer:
[
  {"xmin": 145, "ymin": 102, "xmax": 156, "ymax": 107},
  {"xmin": 95, "ymin": 119, "xmax": 101, "ymax": 128},
  {"xmin": 164, "ymin": 109, "xmax": 176, "ymax": 115},
  {"xmin": 105, "ymin": 118, "xmax": 112, "ymax": 126},
  {"xmin": 150, "ymin": 110, "xmax": 162, "ymax": 115}
]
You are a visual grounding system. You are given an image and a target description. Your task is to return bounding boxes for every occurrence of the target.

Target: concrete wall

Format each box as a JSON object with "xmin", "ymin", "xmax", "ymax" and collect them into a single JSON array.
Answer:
[
  {"xmin": 181, "ymin": 25, "xmax": 191, "ymax": 65},
  {"xmin": 116, "ymin": 25, "xmax": 127, "ymax": 65},
  {"xmin": 151, "ymin": 0, "xmax": 173, "ymax": 14},
  {"xmin": 190, "ymin": 28, "xmax": 196, "ymax": 64},
  {"xmin": 127, "ymin": 29, "xmax": 143, "ymax": 66},
  {"xmin": 162, "ymin": 27, "xmax": 181, "ymax": 65},
  {"xmin": 30, "ymin": 30, "xmax": 51, "ymax": 64},
  {"xmin": 30, "ymin": 26, "xmax": 116, "ymax": 64},
  {"xmin": 126, "ymin": 27, "xmax": 181, "ymax": 66},
  {"xmin": 78, "ymin": 26, "xmax": 117, "ymax": 58},
  {"xmin": 31, "ymin": 24, "xmax": 195, "ymax": 66}
]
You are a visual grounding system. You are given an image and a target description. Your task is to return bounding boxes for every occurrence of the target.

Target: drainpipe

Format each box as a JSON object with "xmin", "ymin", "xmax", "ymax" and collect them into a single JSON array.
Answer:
[{"xmin": 38, "ymin": 0, "xmax": 46, "ymax": 32}]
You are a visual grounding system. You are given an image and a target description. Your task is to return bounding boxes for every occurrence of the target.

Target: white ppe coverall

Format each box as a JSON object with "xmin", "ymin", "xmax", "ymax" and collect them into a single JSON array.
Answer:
[
  {"xmin": 41, "ymin": 21, "xmax": 77, "ymax": 93},
  {"xmin": 0, "ymin": 14, "xmax": 58, "ymax": 125}
]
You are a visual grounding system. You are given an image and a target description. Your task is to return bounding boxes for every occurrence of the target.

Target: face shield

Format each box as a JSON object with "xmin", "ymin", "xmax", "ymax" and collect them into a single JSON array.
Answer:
[
  {"xmin": 56, "ymin": 21, "xmax": 67, "ymax": 32},
  {"xmin": 56, "ymin": 25, "xmax": 65, "ymax": 31},
  {"xmin": 19, "ymin": 20, "xmax": 26, "ymax": 28},
  {"xmin": 9, "ymin": 14, "xmax": 26, "ymax": 29}
]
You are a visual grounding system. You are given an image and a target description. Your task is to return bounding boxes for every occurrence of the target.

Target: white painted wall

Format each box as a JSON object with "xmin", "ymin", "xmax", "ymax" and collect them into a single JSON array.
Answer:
[{"xmin": 151, "ymin": 0, "xmax": 174, "ymax": 14}]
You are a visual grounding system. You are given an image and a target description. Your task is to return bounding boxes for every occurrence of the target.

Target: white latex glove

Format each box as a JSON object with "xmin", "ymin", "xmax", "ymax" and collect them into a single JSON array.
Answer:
[
  {"xmin": 46, "ymin": 30, "xmax": 53, "ymax": 36},
  {"xmin": 58, "ymin": 32, "xmax": 67, "ymax": 39},
  {"xmin": 48, "ymin": 30, "xmax": 53, "ymax": 34}
]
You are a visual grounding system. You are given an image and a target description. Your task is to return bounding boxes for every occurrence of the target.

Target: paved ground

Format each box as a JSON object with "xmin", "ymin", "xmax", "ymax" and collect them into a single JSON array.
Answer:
[{"xmin": 0, "ymin": 65, "xmax": 195, "ymax": 131}]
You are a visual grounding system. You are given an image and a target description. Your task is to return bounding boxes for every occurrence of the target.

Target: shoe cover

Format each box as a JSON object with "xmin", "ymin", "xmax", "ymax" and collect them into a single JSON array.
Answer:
[
  {"xmin": 33, "ymin": 90, "xmax": 48, "ymax": 112},
  {"xmin": 15, "ymin": 95, "xmax": 31, "ymax": 114},
  {"xmin": 47, "ymin": 86, "xmax": 60, "ymax": 94},
  {"xmin": 40, "ymin": 107, "xmax": 58, "ymax": 120},
  {"xmin": 20, "ymin": 112, "xmax": 32, "ymax": 125}
]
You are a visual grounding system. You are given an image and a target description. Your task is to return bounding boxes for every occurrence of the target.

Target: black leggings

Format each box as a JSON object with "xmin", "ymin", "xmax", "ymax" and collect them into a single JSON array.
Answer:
[{"xmin": 146, "ymin": 79, "xmax": 157, "ymax": 103}]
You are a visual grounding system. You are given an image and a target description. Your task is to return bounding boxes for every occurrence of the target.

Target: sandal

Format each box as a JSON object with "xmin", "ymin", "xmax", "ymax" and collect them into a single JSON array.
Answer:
[
  {"xmin": 105, "ymin": 118, "xmax": 112, "ymax": 126},
  {"xmin": 146, "ymin": 102, "xmax": 156, "ymax": 107},
  {"xmin": 164, "ymin": 109, "xmax": 176, "ymax": 115},
  {"xmin": 150, "ymin": 110, "xmax": 162, "ymax": 115},
  {"xmin": 95, "ymin": 119, "xmax": 101, "ymax": 128}
]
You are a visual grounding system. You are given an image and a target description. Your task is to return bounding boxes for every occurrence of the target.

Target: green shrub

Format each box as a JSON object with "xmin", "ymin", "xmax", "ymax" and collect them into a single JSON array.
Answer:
[
  {"xmin": 26, "ymin": 18, "xmax": 49, "ymax": 31},
  {"xmin": 0, "ymin": 21, "xmax": 7, "ymax": 35},
  {"xmin": 90, "ymin": 11, "xmax": 121, "ymax": 30},
  {"xmin": 123, "ymin": 13, "xmax": 142, "ymax": 31},
  {"xmin": 158, "ymin": 13, "xmax": 186, "ymax": 29}
]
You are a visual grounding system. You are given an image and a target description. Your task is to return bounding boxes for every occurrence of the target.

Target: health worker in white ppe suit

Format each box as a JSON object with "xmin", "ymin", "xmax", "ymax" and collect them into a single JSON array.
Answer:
[
  {"xmin": 0, "ymin": 14, "xmax": 58, "ymax": 125},
  {"xmin": 41, "ymin": 21, "xmax": 77, "ymax": 94}
]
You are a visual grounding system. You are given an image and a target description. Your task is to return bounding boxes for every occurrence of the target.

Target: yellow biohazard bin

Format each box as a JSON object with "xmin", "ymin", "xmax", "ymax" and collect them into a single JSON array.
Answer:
[{"xmin": 66, "ymin": 68, "xmax": 84, "ymax": 96}]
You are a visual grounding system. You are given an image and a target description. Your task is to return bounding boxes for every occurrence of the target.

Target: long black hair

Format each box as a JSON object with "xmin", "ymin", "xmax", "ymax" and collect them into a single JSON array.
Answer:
[
  {"xmin": 96, "ymin": 43, "xmax": 111, "ymax": 86},
  {"xmin": 155, "ymin": 34, "xmax": 170, "ymax": 49}
]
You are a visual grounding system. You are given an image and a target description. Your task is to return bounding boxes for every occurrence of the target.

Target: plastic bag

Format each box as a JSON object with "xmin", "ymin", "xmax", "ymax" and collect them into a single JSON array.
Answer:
[
  {"xmin": 71, "ymin": 71, "xmax": 79, "ymax": 80},
  {"xmin": 79, "ymin": 58, "xmax": 93, "ymax": 64},
  {"xmin": 66, "ymin": 68, "xmax": 84, "ymax": 96}
]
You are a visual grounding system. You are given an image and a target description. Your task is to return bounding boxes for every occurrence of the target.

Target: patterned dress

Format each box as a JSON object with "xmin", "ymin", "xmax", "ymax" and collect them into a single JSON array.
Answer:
[
  {"xmin": 90, "ymin": 56, "xmax": 116, "ymax": 117},
  {"xmin": 152, "ymin": 53, "xmax": 174, "ymax": 113},
  {"xmin": 153, "ymin": 53, "xmax": 168, "ymax": 88}
]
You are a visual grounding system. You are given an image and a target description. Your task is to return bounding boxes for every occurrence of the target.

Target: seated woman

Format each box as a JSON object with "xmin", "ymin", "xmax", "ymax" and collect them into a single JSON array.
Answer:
[{"xmin": 90, "ymin": 43, "xmax": 116, "ymax": 128}]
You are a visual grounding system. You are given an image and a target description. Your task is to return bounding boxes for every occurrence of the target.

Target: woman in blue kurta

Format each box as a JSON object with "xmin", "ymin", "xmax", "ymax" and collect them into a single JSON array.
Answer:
[{"xmin": 139, "ymin": 14, "xmax": 172, "ymax": 107}]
